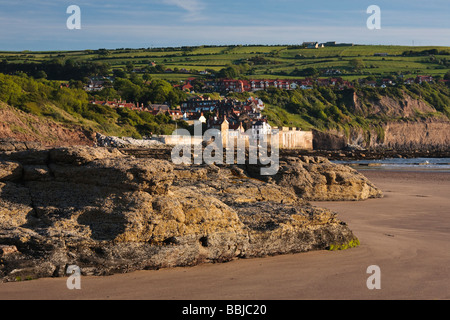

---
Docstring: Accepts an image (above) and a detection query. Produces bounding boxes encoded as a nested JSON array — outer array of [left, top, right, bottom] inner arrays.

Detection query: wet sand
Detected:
[[0, 170, 449, 300]]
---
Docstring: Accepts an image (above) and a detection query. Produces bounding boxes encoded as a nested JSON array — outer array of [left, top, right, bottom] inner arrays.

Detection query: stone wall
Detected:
[[277, 129, 313, 150], [153, 129, 314, 151], [152, 135, 204, 146]]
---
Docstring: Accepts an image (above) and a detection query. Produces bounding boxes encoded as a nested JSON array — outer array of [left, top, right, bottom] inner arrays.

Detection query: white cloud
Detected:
[[161, 0, 206, 21]]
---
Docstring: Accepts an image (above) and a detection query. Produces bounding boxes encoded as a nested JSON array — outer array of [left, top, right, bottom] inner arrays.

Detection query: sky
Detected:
[[0, 0, 449, 51]]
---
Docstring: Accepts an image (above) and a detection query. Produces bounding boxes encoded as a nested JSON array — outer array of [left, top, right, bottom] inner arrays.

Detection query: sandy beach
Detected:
[[0, 169, 449, 300]]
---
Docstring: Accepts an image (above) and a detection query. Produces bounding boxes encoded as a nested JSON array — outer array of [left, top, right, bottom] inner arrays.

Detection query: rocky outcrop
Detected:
[[312, 130, 347, 151], [342, 118, 450, 151], [0, 146, 379, 282], [247, 156, 382, 201], [313, 118, 450, 152], [95, 133, 164, 148]]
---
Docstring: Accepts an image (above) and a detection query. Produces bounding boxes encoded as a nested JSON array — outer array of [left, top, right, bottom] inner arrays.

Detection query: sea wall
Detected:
[[278, 129, 313, 150]]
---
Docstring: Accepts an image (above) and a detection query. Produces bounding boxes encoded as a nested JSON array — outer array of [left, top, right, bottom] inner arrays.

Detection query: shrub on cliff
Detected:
[[260, 83, 450, 133], [0, 73, 182, 138]]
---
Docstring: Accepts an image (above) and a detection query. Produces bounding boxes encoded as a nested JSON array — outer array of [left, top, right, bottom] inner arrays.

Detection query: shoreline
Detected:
[[0, 169, 449, 300]]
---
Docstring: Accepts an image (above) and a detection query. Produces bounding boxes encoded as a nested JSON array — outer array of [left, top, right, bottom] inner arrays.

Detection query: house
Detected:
[[416, 75, 433, 84], [251, 120, 272, 141], [182, 83, 194, 92], [167, 109, 183, 120], [118, 101, 137, 109], [198, 112, 207, 123], [329, 78, 341, 86], [339, 80, 354, 89], [182, 112, 207, 126], [207, 114, 229, 145], [323, 69, 342, 75], [150, 104, 170, 112], [217, 79, 250, 93], [302, 42, 319, 49], [151, 109, 166, 116], [317, 79, 330, 86], [84, 80, 105, 92], [181, 96, 221, 112], [228, 121, 245, 134]]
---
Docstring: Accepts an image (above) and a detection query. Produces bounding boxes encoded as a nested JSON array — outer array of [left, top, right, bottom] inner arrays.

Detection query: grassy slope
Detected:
[[0, 101, 94, 146]]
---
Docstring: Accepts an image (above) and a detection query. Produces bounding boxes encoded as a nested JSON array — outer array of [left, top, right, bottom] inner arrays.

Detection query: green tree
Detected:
[[113, 78, 142, 102], [143, 73, 152, 82], [349, 59, 365, 71], [0, 74, 23, 105], [113, 68, 127, 78], [35, 70, 47, 79], [126, 61, 135, 73], [444, 70, 450, 80]]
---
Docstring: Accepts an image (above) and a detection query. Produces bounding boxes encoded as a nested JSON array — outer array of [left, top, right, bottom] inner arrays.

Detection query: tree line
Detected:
[[0, 59, 111, 81]]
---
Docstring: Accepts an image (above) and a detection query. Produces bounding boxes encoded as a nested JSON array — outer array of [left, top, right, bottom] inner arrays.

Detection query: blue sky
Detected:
[[0, 0, 449, 51]]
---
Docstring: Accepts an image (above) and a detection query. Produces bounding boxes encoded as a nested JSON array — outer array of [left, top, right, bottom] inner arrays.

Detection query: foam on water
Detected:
[[333, 158, 450, 172]]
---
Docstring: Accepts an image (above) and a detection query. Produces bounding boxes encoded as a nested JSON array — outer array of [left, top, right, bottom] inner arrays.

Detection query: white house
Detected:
[[251, 120, 272, 141]]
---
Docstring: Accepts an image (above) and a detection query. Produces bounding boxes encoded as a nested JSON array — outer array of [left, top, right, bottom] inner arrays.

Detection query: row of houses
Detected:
[[202, 77, 354, 93], [90, 99, 184, 118], [180, 96, 266, 129], [200, 74, 442, 93], [360, 75, 439, 88], [90, 99, 141, 110], [83, 77, 115, 92]]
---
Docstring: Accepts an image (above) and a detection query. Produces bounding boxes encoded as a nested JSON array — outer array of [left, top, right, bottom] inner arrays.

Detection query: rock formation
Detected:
[[95, 133, 164, 148], [0, 145, 381, 282], [247, 156, 383, 201]]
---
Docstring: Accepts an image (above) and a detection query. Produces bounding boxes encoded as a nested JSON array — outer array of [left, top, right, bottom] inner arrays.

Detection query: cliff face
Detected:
[[314, 91, 450, 151], [381, 119, 450, 150], [0, 102, 94, 147], [345, 118, 450, 150], [0, 145, 381, 282], [350, 91, 438, 118]]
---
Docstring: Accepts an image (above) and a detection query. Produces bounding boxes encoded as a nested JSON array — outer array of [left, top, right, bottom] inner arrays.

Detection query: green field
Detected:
[[1, 44, 449, 82]]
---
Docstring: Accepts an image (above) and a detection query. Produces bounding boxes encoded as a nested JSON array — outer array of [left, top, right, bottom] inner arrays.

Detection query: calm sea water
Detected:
[[333, 158, 450, 172]]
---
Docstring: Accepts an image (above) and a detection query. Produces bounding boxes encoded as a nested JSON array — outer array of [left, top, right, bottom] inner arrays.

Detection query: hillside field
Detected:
[[1, 44, 449, 83]]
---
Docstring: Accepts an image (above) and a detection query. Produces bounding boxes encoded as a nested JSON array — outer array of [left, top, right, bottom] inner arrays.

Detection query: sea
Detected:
[[332, 157, 450, 172]]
